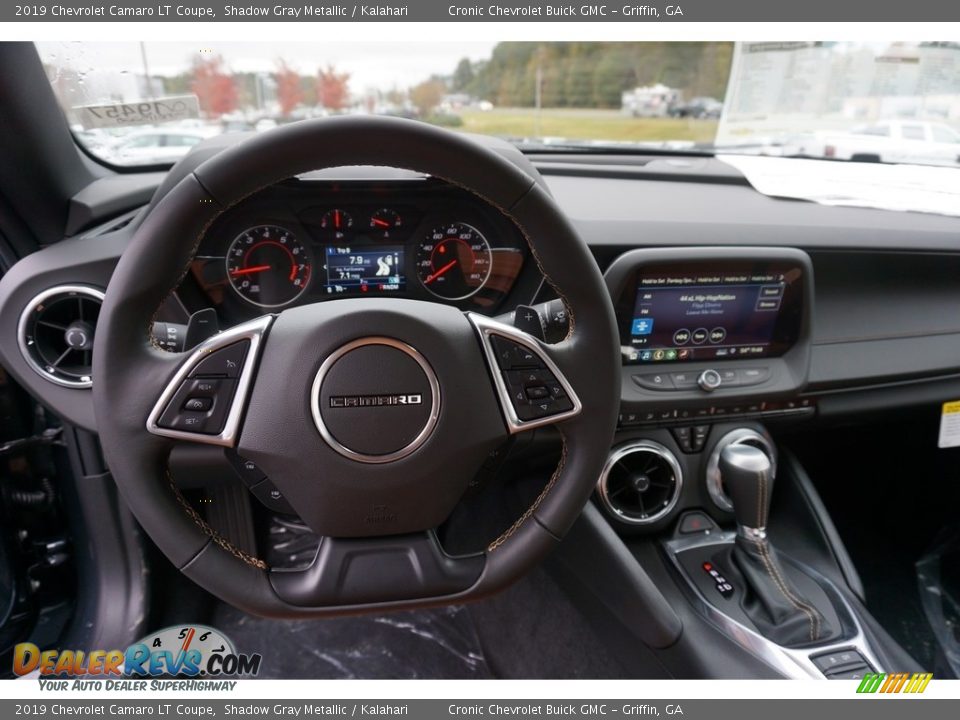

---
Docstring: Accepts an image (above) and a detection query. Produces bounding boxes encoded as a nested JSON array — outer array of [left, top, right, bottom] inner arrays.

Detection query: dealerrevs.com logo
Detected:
[[14, 625, 262, 689]]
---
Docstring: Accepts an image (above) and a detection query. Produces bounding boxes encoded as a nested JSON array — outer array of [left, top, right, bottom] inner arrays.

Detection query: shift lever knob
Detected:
[[719, 443, 773, 536]]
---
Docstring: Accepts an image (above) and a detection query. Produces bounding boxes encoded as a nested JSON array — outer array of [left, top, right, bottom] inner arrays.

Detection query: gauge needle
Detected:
[[372, 218, 390, 228], [230, 264, 271, 277], [425, 259, 457, 284]]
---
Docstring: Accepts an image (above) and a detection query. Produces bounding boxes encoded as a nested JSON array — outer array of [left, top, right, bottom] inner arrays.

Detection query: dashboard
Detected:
[[179, 179, 532, 326], [3, 137, 960, 439]]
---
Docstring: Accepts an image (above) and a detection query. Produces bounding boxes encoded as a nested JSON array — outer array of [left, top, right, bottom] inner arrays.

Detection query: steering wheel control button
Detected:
[[491, 336, 540, 370], [503, 365, 574, 422], [312, 338, 440, 464], [697, 368, 722, 392], [226, 451, 267, 486], [632, 373, 675, 390], [183, 397, 213, 412], [250, 479, 295, 514], [189, 340, 249, 379], [157, 378, 238, 435]]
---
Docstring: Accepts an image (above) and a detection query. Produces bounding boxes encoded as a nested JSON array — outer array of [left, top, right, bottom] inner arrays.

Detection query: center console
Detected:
[[579, 247, 900, 680]]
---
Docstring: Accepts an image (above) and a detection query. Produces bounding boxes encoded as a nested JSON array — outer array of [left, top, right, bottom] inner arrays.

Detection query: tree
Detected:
[[190, 55, 238, 118], [409, 78, 447, 117], [451, 58, 475, 92], [274, 60, 304, 117], [316, 64, 350, 111]]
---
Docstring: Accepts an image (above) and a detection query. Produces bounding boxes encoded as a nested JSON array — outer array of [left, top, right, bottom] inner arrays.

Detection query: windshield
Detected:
[[38, 41, 960, 169]]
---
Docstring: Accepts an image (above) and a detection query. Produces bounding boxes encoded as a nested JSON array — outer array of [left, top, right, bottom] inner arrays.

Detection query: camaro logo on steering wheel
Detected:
[[329, 393, 423, 408]]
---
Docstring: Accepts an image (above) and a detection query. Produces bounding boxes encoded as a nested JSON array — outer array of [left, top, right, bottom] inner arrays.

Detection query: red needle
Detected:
[[230, 264, 271, 277], [372, 218, 390, 228], [425, 259, 457, 284], [334, 209, 341, 230]]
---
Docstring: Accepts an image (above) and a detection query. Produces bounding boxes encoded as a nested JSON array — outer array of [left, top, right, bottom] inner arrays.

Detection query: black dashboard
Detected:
[[2, 138, 960, 438]]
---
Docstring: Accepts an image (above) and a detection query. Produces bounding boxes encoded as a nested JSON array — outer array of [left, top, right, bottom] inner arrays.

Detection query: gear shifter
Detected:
[[719, 444, 831, 647]]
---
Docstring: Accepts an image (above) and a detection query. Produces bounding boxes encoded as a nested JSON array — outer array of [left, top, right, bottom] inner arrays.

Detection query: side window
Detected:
[[857, 125, 890, 136], [164, 134, 203, 148], [931, 126, 960, 143], [901, 125, 926, 140], [126, 135, 161, 148]]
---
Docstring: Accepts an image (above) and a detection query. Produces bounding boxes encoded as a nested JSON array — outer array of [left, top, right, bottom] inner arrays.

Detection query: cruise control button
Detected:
[[189, 340, 249, 379], [157, 378, 238, 435]]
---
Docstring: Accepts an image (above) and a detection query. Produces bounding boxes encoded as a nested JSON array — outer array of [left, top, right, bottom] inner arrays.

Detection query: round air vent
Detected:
[[597, 440, 683, 525], [705, 428, 777, 512], [18, 285, 105, 388]]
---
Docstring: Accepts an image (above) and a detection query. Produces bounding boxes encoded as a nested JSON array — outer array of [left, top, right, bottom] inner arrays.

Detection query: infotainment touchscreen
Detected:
[[618, 263, 804, 364]]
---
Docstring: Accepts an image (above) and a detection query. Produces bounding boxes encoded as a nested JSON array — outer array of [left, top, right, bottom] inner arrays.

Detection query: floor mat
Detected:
[[212, 602, 492, 679], [786, 417, 960, 676], [917, 526, 960, 677]]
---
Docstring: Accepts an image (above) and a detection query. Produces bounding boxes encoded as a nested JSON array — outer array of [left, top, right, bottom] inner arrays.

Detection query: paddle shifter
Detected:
[[719, 444, 831, 647]]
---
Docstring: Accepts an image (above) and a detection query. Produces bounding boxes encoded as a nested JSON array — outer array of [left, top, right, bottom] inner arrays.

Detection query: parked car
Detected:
[[669, 96, 723, 119], [105, 127, 221, 165], [807, 120, 960, 165]]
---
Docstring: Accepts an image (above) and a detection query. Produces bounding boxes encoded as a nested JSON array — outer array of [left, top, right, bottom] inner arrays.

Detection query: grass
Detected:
[[457, 107, 718, 144]]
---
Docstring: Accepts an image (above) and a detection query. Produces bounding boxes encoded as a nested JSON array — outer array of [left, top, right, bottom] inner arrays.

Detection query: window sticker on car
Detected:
[[937, 400, 960, 448], [73, 94, 200, 129]]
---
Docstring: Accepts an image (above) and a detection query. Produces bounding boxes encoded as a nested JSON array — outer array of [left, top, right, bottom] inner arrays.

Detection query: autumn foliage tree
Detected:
[[316, 65, 350, 111], [190, 55, 238, 118], [275, 60, 304, 117]]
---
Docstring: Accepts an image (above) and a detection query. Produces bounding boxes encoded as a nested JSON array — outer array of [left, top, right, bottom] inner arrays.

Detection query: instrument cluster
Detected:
[[184, 181, 531, 323]]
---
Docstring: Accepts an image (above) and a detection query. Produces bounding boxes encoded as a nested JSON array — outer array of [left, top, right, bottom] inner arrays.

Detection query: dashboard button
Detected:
[[670, 371, 698, 389], [719, 369, 739, 385], [632, 373, 675, 390], [697, 369, 722, 392], [739, 367, 771, 386]]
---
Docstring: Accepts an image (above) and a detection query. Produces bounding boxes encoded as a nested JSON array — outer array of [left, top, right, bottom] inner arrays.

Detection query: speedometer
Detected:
[[226, 225, 312, 308], [416, 222, 492, 300]]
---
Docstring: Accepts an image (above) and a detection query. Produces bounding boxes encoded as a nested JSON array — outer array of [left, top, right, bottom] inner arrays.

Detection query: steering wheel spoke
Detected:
[[270, 531, 484, 607], [469, 313, 582, 433], [146, 315, 273, 447]]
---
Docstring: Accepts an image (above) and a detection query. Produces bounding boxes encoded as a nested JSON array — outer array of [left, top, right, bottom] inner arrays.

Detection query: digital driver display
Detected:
[[622, 266, 802, 363], [323, 245, 405, 295]]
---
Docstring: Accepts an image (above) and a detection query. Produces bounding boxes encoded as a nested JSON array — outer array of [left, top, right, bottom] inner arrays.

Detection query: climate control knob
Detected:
[[698, 368, 722, 392]]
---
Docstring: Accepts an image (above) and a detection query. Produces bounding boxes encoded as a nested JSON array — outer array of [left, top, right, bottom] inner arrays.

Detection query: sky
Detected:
[[36, 41, 498, 93]]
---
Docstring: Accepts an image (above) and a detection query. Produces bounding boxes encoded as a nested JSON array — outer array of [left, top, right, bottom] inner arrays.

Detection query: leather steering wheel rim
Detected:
[[92, 116, 620, 617]]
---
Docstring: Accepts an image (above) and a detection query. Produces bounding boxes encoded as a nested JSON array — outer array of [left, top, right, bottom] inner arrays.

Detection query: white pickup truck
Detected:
[[798, 120, 960, 166]]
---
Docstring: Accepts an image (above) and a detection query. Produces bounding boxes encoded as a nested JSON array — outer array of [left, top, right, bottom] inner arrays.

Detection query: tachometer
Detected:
[[226, 225, 311, 308], [416, 222, 492, 300]]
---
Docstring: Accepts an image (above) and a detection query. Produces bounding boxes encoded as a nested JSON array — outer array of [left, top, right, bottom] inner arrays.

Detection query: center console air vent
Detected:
[[18, 285, 105, 388], [598, 440, 683, 525]]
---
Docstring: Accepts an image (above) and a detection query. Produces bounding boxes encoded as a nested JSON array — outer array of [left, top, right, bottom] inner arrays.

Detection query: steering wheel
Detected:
[[92, 116, 619, 617]]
